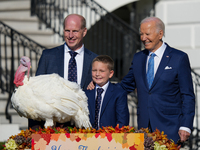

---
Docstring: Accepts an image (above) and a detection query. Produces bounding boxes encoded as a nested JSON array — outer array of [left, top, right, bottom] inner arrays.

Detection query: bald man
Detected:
[[29, 14, 97, 129]]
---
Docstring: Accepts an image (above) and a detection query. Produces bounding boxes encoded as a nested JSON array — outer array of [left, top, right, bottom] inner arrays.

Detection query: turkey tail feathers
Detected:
[[73, 109, 92, 128]]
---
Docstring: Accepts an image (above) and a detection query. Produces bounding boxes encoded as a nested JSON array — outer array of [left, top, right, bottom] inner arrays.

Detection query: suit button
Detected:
[[149, 92, 151, 95]]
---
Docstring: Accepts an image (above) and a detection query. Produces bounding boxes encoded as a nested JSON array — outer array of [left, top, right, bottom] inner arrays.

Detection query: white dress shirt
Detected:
[[64, 43, 84, 86], [146, 42, 191, 134], [95, 81, 109, 129], [146, 42, 166, 75]]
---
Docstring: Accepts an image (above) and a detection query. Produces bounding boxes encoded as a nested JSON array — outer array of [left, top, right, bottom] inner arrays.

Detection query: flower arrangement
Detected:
[[3, 125, 180, 150]]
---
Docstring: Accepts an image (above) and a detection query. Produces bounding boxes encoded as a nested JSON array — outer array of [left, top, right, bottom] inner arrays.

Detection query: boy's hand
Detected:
[[178, 130, 190, 142], [87, 81, 95, 90]]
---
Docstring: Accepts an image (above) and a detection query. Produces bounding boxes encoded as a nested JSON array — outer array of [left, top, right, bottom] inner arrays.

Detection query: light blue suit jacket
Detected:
[[120, 43, 195, 142]]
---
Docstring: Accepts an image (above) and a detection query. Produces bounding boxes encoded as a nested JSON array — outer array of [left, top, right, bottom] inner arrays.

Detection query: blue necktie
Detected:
[[147, 53, 156, 89], [68, 51, 78, 82], [94, 88, 104, 130]]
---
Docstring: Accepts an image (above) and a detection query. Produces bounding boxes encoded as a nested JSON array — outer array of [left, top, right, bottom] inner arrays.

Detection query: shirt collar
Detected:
[[64, 43, 84, 55], [96, 81, 109, 92], [149, 42, 166, 58]]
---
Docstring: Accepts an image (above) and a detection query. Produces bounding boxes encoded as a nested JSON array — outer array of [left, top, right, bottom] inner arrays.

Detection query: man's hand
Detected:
[[178, 130, 190, 142], [87, 81, 95, 90]]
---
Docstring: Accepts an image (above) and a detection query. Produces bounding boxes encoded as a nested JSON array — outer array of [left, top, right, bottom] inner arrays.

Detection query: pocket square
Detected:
[[165, 66, 172, 70]]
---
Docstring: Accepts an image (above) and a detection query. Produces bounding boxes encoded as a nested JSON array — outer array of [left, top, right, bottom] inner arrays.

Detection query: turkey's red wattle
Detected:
[[14, 65, 25, 87]]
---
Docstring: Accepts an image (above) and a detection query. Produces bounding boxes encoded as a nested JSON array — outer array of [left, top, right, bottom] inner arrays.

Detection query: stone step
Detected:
[[0, 94, 28, 139], [0, 124, 21, 142], [0, 37, 62, 51], [0, 0, 65, 46], [1, 20, 64, 47], [0, 30, 56, 46], [25, 31, 60, 46], [2, 20, 45, 32], [0, 10, 33, 19], [0, 0, 30, 11], [0, 43, 43, 55], [0, 100, 9, 114], [0, 93, 8, 99], [0, 93, 28, 130], [0, 115, 28, 129]]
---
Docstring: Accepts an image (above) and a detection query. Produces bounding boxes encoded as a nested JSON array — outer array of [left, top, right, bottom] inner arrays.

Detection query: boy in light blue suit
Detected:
[[85, 55, 129, 129]]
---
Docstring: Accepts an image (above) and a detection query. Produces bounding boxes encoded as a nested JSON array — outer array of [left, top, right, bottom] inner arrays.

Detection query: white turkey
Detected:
[[11, 56, 91, 129]]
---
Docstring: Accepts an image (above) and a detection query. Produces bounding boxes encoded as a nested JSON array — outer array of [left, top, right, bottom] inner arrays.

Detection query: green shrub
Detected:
[[0, 142, 5, 150]]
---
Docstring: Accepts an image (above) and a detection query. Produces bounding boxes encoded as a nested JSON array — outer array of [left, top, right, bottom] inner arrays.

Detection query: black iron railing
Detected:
[[31, 0, 141, 81], [188, 70, 200, 149], [0, 21, 46, 123]]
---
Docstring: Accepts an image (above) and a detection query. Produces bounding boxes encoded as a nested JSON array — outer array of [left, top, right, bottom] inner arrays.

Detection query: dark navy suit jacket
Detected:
[[35, 44, 98, 90], [28, 44, 97, 129], [85, 82, 129, 128], [120, 43, 195, 142]]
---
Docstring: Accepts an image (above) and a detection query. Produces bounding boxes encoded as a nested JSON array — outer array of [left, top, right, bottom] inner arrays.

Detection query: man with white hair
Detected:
[[119, 17, 195, 143]]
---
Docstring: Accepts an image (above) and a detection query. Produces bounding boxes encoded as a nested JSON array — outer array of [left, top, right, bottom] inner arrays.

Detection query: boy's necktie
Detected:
[[147, 53, 156, 89], [68, 51, 78, 82], [94, 88, 104, 130]]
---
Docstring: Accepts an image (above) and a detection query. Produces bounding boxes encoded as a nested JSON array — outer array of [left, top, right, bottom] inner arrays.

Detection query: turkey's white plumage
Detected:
[[11, 56, 91, 128]]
